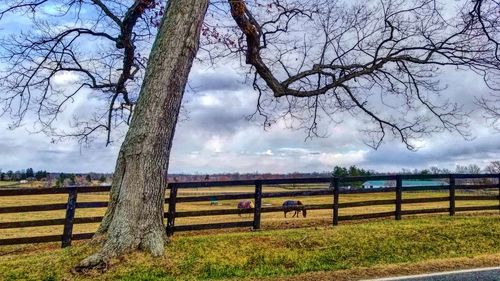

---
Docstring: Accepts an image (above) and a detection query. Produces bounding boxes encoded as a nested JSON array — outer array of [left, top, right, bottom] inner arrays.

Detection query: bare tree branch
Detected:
[[228, 0, 500, 148]]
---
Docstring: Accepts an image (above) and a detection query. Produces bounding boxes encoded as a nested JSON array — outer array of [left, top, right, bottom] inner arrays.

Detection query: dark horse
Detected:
[[282, 200, 307, 218]]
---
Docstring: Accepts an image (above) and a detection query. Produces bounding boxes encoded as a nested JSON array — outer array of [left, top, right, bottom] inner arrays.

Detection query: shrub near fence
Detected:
[[1, 174, 499, 247]]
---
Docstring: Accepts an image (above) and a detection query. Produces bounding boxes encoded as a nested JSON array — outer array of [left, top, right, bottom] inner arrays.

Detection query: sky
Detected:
[[2, 63, 499, 174], [0, 1, 499, 174]]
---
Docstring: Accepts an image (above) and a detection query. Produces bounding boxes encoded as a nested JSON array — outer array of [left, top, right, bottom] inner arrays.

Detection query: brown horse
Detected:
[[282, 200, 307, 218], [237, 200, 254, 216]]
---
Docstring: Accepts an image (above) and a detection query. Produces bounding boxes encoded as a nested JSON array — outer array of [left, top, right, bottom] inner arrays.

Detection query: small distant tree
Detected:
[[485, 161, 500, 173], [25, 168, 34, 179], [14, 170, 24, 180], [69, 174, 76, 185], [428, 166, 451, 174], [456, 164, 483, 184], [332, 166, 348, 177], [455, 164, 482, 174], [0, 172, 4, 181], [99, 175, 106, 183], [62, 178, 72, 187], [470, 165, 482, 174], [34, 170, 47, 180], [44, 177, 53, 188], [74, 175, 88, 186], [56, 173, 68, 187], [401, 168, 411, 174], [86, 174, 92, 183], [6, 170, 13, 180], [348, 166, 359, 177], [419, 169, 430, 175]]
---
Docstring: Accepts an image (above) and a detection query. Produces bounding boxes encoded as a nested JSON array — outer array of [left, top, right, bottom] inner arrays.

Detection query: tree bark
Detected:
[[76, 0, 209, 270]]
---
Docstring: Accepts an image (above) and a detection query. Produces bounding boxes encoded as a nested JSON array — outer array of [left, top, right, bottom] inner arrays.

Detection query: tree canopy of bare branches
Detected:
[[1, 0, 499, 149]]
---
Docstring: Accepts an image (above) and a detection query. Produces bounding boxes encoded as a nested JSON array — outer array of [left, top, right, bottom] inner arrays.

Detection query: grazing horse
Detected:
[[282, 200, 307, 218], [237, 200, 254, 216], [210, 196, 218, 206]]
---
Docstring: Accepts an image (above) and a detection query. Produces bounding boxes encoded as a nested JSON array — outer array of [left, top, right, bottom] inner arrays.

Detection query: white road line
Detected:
[[364, 266, 500, 280]]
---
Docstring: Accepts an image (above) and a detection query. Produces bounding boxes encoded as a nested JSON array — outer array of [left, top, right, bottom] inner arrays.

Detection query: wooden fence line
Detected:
[[1, 173, 499, 247]]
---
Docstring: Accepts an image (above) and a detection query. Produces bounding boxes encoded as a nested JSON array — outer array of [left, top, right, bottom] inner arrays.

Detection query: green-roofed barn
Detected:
[[362, 180, 446, 189]]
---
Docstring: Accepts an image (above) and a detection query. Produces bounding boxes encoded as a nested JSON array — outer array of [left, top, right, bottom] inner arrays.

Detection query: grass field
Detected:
[[0, 180, 55, 189], [1, 215, 500, 281], [0, 181, 20, 187], [0, 184, 498, 240]]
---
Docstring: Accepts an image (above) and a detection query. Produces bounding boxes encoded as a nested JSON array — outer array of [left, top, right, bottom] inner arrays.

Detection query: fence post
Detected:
[[253, 180, 262, 230], [498, 174, 500, 213], [333, 177, 339, 226], [395, 176, 402, 220], [166, 184, 178, 237], [61, 187, 78, 248], [449, 175, 456, 216]]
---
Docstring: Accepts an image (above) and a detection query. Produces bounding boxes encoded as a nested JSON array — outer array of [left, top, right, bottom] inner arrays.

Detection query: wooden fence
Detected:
[[1, 174, 499, 248], [0, 186, 109, 247]]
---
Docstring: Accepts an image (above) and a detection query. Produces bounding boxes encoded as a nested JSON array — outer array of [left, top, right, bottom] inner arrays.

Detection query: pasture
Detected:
[[0, 182, 498, 241], [0, 181, 20, 187], [0, 180, 46, 188], [1, 215, 500, 281]]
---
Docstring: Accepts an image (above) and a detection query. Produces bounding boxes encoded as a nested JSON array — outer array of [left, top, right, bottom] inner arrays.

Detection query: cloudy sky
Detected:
[[1, 1, 499, 174], [2, 63, 499, 174]]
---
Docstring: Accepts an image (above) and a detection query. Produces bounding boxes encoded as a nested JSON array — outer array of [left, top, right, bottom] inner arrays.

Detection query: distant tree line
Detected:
[[1, 162, 497, 187], [54, 173, 107, 187], [401, 163, 495, 175], [0, 168, 110, 188], [0, 168, 48, 181], [168, 171, 333, 182], [401, 163, 499, 185]]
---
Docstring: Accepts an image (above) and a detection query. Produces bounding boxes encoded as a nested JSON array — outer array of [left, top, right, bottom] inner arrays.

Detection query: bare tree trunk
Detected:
[[76, 0, 209, 270]]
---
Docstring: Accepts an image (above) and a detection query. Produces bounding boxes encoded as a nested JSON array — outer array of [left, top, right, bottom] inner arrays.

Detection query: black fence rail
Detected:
[[0, 174, 499, 247]]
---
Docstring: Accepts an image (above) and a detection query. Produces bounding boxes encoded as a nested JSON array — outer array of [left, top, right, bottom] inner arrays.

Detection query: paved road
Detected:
[[369, 267, 500, 281]]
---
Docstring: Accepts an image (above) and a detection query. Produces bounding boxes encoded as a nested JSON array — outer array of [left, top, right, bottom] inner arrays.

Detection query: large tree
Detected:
[[1, 0, 499, 270]]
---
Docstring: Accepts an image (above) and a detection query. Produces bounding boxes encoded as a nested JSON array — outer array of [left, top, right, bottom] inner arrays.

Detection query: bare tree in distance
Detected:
[[455, 163, 488, 185], [0, 0, 499, 271], [455, 164, 482, 174], [485, 161, 500, 173]]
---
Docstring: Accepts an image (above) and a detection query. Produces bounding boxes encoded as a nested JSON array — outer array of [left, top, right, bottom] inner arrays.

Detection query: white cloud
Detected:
[[317, 150, 368, 167], [52, 71, 80, 87], [198, 94, 223, 107]]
